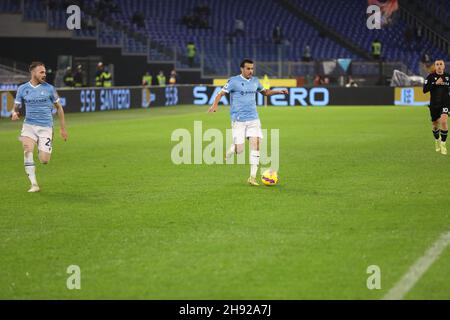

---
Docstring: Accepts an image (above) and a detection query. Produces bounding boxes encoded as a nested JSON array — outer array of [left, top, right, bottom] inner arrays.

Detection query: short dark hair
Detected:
[[240, 59, 254, 68], [29, 61, 45, 72]]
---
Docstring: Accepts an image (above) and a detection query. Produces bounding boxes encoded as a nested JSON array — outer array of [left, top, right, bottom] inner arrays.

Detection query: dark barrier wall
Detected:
[[57, 86, 184, 113], [327, 87, 394, 105], [1, 85, 396, 116]]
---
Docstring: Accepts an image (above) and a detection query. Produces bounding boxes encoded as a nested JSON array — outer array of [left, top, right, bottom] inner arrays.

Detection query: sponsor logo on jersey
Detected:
[[240, 90, 257, 96], [24, 98, 48, 104]]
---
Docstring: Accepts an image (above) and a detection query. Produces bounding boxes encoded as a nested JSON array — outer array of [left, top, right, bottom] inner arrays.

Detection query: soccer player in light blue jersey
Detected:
[[11, 62, 68, 192], [208, 59, 287, 186]]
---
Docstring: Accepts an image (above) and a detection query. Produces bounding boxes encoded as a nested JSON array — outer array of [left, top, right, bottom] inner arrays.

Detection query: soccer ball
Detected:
[[261, 169, 278, 186]]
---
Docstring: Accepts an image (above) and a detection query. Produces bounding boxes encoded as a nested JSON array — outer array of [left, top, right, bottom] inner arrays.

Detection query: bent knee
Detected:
[[235, 144, 244, 154], [39, 154, 51, 164]]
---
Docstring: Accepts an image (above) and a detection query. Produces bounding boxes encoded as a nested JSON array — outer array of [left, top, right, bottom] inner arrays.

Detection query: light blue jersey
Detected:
[[15, 82, 59, 128], [221, 74, 265, 122]]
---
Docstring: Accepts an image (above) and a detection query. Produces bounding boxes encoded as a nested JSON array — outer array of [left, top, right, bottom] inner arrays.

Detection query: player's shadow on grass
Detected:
[[34, 191, 104, 204], [233, 182, 286, 192], [234, 182, 344, 197]]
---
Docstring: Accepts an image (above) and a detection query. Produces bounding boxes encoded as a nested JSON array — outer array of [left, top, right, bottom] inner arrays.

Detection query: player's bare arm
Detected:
[[11, 103, 21, 121], [207, 90, 226, 113], [260, 89, 288, 96], [54, 101, 68, 141]]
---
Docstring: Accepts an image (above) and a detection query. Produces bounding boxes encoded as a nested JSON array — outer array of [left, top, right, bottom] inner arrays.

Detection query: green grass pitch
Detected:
[[1, 105, 449, 299]]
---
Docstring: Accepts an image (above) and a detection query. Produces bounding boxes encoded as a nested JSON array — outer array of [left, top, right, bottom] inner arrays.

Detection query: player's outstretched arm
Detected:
[[207, 90, 226, 113], [11, 103, 21, 121], [54, 101, 68, 141], [261, 89, 288, 96]]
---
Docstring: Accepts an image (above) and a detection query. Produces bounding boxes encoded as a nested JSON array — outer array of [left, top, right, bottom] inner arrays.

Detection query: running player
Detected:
[[423, 59, 450, 155], [11, 61, 68, 192], [208, 59, 287, 185]]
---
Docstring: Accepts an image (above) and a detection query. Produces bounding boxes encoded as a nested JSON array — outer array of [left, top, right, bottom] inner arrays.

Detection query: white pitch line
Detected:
[[383, 231, 450, 300]]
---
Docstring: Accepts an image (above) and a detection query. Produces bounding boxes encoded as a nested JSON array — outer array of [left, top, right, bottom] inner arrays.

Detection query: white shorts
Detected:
[[231, 119, 263, 145], [20, 123, 53, 154]]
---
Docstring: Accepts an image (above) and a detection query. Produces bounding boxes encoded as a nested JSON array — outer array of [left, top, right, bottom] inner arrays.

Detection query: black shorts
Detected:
[[429, 105, 449, 122]]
